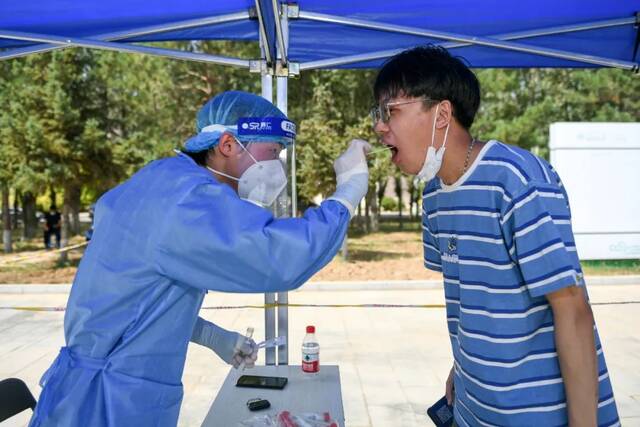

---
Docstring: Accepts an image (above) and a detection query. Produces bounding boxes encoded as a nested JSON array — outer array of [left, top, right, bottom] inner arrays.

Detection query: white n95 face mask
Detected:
[[207, 139, 287, 207], [237, 159, 287, 207], [416, 103, 450, 182]]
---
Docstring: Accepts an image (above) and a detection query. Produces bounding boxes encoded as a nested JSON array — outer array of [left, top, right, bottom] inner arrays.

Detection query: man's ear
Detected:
[[436, 100, 453, 129], [217, 133, 237, 158]]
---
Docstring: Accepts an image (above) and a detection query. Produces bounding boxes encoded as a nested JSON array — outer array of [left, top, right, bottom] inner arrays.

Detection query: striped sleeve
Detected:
[[500, 182, 582, 298], [422, 217, 442, 272]]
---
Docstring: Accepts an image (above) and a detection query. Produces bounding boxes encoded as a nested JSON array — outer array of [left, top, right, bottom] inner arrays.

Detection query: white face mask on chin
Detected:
[[207, 140, 287, 207], [415, 103, 451, 182]]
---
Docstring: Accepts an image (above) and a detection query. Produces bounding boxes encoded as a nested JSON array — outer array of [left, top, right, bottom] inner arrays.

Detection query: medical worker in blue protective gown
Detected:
[[30, 90, 371, 427]]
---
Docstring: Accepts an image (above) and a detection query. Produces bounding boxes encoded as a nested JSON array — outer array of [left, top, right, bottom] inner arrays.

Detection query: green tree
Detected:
[[473, 68, 640, 158], [291, 69, 389, 230], [0, 57, 47, 250], [163, 41, 262, 142]]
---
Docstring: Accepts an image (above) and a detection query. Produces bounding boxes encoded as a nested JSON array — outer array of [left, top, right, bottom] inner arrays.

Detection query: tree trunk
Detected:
[[59, 203, 70, 263], [376, 178, 388, 215], [60, 185, 82, 236], [13, 189, 20, 231], [367, 184, 379, 233], [67, 186, 82, 236], [355, 202, 363, 231], [394, 176, 403, 230], [22, 192, 39, 239], [2, 184, 12, 253], [364, 192, 370, 234], [50, 186, 57, 209], [340, 235, 348, 260], [408, 178, 419, 220]]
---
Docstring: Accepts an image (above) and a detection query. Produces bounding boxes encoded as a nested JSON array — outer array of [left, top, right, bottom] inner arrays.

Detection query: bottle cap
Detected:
[[306, 325, 315, 333]]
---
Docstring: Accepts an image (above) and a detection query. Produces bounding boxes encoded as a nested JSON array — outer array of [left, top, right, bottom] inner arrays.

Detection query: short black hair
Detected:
[[181, 149, 212, 166], [374, 45, 480, 129]]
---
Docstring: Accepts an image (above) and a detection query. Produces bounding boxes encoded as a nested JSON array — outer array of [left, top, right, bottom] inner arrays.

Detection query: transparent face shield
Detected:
[[268, 145, 294, 217], [236, 117, 296, 214], [196, 116, 296, 212]]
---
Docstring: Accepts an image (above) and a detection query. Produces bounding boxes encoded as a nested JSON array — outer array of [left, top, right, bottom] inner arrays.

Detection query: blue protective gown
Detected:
[[30, 153, 350, 427]]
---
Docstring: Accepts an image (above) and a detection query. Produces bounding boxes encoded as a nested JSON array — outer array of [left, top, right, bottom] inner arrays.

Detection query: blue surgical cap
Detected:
[[183, 90, 296, 152]]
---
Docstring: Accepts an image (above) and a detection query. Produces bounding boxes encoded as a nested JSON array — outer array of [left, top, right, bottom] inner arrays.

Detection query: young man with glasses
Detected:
[[371, 46, 618, 426]]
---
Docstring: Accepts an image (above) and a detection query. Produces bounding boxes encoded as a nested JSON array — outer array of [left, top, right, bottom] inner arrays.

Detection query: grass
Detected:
[[581, 259, 640, 275], [0, 230, 88, 283], [1, 220, 639, 283]]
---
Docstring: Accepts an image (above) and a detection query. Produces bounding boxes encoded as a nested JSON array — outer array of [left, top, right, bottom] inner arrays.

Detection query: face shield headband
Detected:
[[235, 117, 296, 146], [184, 117, 296, 153]]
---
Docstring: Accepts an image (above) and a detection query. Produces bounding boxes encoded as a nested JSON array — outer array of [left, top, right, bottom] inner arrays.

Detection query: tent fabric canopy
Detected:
[[0, 1, 639, 70]]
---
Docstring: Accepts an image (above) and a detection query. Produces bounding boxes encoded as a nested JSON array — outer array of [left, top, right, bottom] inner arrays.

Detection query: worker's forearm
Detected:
[[554, 305, 598, 426]]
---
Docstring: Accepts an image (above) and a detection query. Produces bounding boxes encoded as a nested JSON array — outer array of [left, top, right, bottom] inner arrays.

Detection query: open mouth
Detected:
[[383, 142, 399, 160]]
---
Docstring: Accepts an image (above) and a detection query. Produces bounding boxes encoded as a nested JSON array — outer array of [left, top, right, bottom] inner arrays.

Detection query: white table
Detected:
[[201, 365, 345, 427]]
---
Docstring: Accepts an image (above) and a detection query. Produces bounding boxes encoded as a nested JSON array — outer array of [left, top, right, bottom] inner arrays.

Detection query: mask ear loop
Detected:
[[431, 103, 451, 155], [430, 103, 440, 149], [206, 166, 240, 182], [442, 120, 451, 151], [205, 134, 256, 182]]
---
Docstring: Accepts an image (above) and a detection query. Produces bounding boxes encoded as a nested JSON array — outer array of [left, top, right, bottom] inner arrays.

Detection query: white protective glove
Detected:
[[327, 139, 371, 217], [190, 317, 258, 369]]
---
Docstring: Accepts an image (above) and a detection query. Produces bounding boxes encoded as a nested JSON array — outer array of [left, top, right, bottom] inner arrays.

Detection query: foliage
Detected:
[[1, 42, 639, 244], [473, 68, 640, 159], [381, 196, 398, 212], [290, 69, 391, 211]]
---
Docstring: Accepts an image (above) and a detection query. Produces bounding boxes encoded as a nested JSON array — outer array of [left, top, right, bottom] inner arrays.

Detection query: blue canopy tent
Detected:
[[1, 1, 638, 70], [2, 0, 639, 365]]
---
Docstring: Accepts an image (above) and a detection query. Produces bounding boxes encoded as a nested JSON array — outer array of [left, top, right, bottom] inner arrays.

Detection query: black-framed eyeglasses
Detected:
[[369, 97, 439, 128]]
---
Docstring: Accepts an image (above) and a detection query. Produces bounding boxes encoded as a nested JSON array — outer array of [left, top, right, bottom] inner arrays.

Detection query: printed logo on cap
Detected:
[[281, 120, 296, 134], [238, 117, 296, 140]]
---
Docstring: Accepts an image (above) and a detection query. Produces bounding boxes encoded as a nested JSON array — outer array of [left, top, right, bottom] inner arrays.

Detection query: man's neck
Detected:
[[438, 131, 483, 185]]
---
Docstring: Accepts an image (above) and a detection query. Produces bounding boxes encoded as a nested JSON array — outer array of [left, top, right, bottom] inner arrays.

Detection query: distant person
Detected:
[[371, 46, 618, 426], [84, 204, 95, 241], [43, 206, 61, 249]]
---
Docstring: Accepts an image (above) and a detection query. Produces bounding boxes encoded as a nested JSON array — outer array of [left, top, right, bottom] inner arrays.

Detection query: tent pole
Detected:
[[297, 12, 639, 71], [300, 16, 638, 70], [0, 29, 250, 68], [260, 34, 277, 367], [273, 0, 287, 67], [254, 0, 274, 66], [299, 13, 634, 40], [0, 11, 250, 61], [276, 2, 291, 366]]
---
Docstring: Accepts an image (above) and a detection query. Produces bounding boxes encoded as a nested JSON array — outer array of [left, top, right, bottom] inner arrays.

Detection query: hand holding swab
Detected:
[[236, 326, 254, 371]]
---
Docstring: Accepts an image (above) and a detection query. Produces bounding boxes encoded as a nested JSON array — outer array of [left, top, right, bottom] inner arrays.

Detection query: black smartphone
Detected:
[[236, 375, 288, 390], [427, 396, 454, 427]]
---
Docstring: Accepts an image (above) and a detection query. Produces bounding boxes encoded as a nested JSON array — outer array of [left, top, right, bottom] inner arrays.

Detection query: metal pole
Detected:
[[259, 33, 277, 366], [299, 16, 638, 70], [0, 29, 251, 68], [297, 11, 639, 71], [272, 0, 287, 66], [276, 3, 290, 366], [0, 11, 250, 61], [254, 0, 274, 66]]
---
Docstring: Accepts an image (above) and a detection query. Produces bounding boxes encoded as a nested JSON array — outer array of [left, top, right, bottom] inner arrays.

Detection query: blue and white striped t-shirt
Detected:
[[422, 140, 619, 427]]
